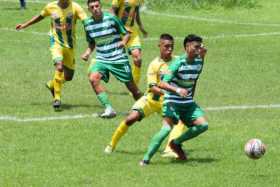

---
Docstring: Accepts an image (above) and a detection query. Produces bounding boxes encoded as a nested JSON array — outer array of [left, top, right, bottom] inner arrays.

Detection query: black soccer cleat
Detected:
[[169, 140, 187, 160], [53, 99, 61, 111]]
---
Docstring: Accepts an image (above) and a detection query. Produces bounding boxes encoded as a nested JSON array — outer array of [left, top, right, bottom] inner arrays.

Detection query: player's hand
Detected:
[[81, 53, 90, 62], [139, 27, 148, 38], [16, 24, 24, 31], [176, 88, 188, 98], [199, 45, 207, 59], [118, 41, 126, 48]]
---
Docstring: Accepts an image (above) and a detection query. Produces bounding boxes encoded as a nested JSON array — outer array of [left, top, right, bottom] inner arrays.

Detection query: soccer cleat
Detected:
[[169, 140, 187, 160], [104, 145, 114, 154], [53, 99, 61, 111], [100, 107, 117, 118], [161, 151, 179, 159], [139, 160, 149, 166], [45, 82, 54, 98]]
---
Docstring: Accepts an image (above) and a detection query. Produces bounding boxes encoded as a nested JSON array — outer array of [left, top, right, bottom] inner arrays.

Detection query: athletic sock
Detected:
[[53, 70, 64, 101], [110, 120, 129, 149], [97, 92, 112, 108], [173, 123, 208, 145], [143, 125, 171, 161], [164, 121, 186, 152], [132, 64, 141, 86]]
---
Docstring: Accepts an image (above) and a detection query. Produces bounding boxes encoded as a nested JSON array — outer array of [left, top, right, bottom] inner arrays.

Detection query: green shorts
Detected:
[[162, 101, 205, 127], [89, 60, 133, 83]]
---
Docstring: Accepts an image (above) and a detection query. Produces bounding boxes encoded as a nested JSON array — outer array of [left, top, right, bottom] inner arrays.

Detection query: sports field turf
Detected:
[[0, 0, 280, 186]]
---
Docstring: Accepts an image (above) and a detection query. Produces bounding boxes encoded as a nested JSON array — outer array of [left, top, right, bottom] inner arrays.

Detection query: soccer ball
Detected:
[[244, 139, 266, 159]]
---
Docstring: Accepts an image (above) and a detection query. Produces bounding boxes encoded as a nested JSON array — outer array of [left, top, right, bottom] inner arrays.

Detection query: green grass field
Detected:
[[1, 0, 280, 186]]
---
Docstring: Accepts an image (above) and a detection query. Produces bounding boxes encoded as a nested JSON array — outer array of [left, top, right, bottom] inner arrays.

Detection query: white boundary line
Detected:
[[1, 0, 280, 28], [1, 104, 280, 122], [2, 27, 280, 42]]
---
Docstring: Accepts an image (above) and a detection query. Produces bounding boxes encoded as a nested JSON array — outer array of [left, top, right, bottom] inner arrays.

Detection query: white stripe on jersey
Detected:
[[96, 42, 119, 51], [85, 20, 115, 31], [97, 54, 127, 61], [163, 99, 194, 104], [97, 48, 124, 58], [177, 73, 199, 79], [178, 64, 203, 71], [89, 28, 117, 38]]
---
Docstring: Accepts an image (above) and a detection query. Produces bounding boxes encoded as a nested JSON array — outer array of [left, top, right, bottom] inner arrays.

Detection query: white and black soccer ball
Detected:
[[244, 138, 266, 159]]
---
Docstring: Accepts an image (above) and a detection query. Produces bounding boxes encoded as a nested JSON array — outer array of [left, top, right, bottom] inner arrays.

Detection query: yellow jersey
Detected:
[[112, 0, 143, 32], [146, 56, 175, 101], [40, 1, 87, 48]]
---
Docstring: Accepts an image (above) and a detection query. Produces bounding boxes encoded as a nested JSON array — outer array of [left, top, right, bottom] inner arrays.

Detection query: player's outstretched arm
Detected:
[[16, 15, 44, 30], [81, 43, 95, 62], [119, 32, 130, 48], [135, 7, 148, 37]]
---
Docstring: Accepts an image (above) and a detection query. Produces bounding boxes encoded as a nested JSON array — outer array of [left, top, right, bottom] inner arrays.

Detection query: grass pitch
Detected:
[[0, 0, 280, 186]]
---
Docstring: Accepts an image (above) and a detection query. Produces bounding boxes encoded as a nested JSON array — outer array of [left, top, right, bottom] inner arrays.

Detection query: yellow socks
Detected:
[[110, 120, 129, 150], [132, 64, 141, 86], [53, 70, 64, 101], [163, 121, 186, 153]]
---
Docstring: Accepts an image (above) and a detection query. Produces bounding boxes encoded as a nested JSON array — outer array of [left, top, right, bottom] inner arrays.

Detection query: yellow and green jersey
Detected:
[[112, 0, 143, 32], [40, 1, 87, 48], [146, 56, 175, 101]]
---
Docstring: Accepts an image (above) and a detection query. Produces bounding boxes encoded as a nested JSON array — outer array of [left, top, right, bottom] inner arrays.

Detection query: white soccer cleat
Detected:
[[161, 151, 179, 159], [104, 145, 114, 154], [100, 107, 117, 118]]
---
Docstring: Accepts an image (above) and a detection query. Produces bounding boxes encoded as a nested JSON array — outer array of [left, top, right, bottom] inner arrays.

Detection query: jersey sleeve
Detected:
[[162, 58, 181, 82], [83, 19, 95, 44], [40, 4, 50, 17], [112, 0, 120, 7], [147, 59, 158, 87], [112, 16, 127, 35], [75, 4, 87, 21]]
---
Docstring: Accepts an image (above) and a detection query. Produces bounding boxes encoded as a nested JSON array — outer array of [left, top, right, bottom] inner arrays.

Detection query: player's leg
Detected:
[[140, 117, 174, 166], [125, 81, 142, 100], [105, 96, 157, 153], [89, 62, 115, 118], [162, 120, 186, 158], [127, 30, 142, 86], [105, 110, 141, 154], [170, 103, 208, 156]]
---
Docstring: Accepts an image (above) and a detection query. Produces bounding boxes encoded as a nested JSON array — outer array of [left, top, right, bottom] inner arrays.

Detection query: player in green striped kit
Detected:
[[81, 0, 142, 118], [140, 34, 208, 166]]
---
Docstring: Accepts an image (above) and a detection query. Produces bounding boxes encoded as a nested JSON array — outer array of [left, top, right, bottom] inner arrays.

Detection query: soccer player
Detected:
[[140, 34, 208, 166], [104, 33, 185, 154], [111, 0, 148, 86], [81, 0, 142, 118], [16, 0, 87, 110]]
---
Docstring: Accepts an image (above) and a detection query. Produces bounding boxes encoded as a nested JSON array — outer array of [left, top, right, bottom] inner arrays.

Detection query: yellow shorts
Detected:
[[50, 42, 75, 70], [126, 27, 141, 53], [132, 95, 163, 120]]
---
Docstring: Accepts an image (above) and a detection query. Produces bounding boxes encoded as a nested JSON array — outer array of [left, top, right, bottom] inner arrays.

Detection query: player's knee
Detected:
[[125, 111, 140, 125], [89, 73, 101, 84], [131, 51, 142, 67]]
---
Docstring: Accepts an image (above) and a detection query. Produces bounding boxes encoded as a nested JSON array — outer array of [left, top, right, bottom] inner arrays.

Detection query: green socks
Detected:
[[143, 125, 171, 161], [173, 123, 208, 145], [97, 92, 112, 108]]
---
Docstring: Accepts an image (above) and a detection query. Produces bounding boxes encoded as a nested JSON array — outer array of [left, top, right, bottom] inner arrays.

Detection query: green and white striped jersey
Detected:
[[84, 12, 129, 64], [162, 54, 204, 104]]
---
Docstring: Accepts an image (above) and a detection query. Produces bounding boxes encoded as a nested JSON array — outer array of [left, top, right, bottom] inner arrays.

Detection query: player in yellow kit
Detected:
[[16, 0, 87, 110], [111, 0, 148, 86], [104, 34, 185, 155]]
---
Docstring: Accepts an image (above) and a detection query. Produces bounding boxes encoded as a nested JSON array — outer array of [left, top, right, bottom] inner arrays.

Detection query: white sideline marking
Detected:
[[1, 0, 280, 28], [0, 104, 280, 122], [2, 27, 280, 42]]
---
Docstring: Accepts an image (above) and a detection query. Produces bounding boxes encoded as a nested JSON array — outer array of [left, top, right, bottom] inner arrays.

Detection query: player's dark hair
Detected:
[[160, 33, 174, 41], [183, 34, 202, 48], [87, 0, 100, 5]]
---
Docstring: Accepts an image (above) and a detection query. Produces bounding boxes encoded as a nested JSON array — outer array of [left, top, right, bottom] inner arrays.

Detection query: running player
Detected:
[[81, 0, 142, 118], [140, 34, 208, 166], [111, 0, 148, 86], [16, 0, 87, 110]]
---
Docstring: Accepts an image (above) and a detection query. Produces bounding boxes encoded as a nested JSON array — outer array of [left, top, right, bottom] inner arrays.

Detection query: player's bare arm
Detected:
[[16, 15, 44, 30], [118, 32, 130, 48], [81, 43, 95, 61], [159, 81, 188, 98], [135, 7, 148, 37]]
